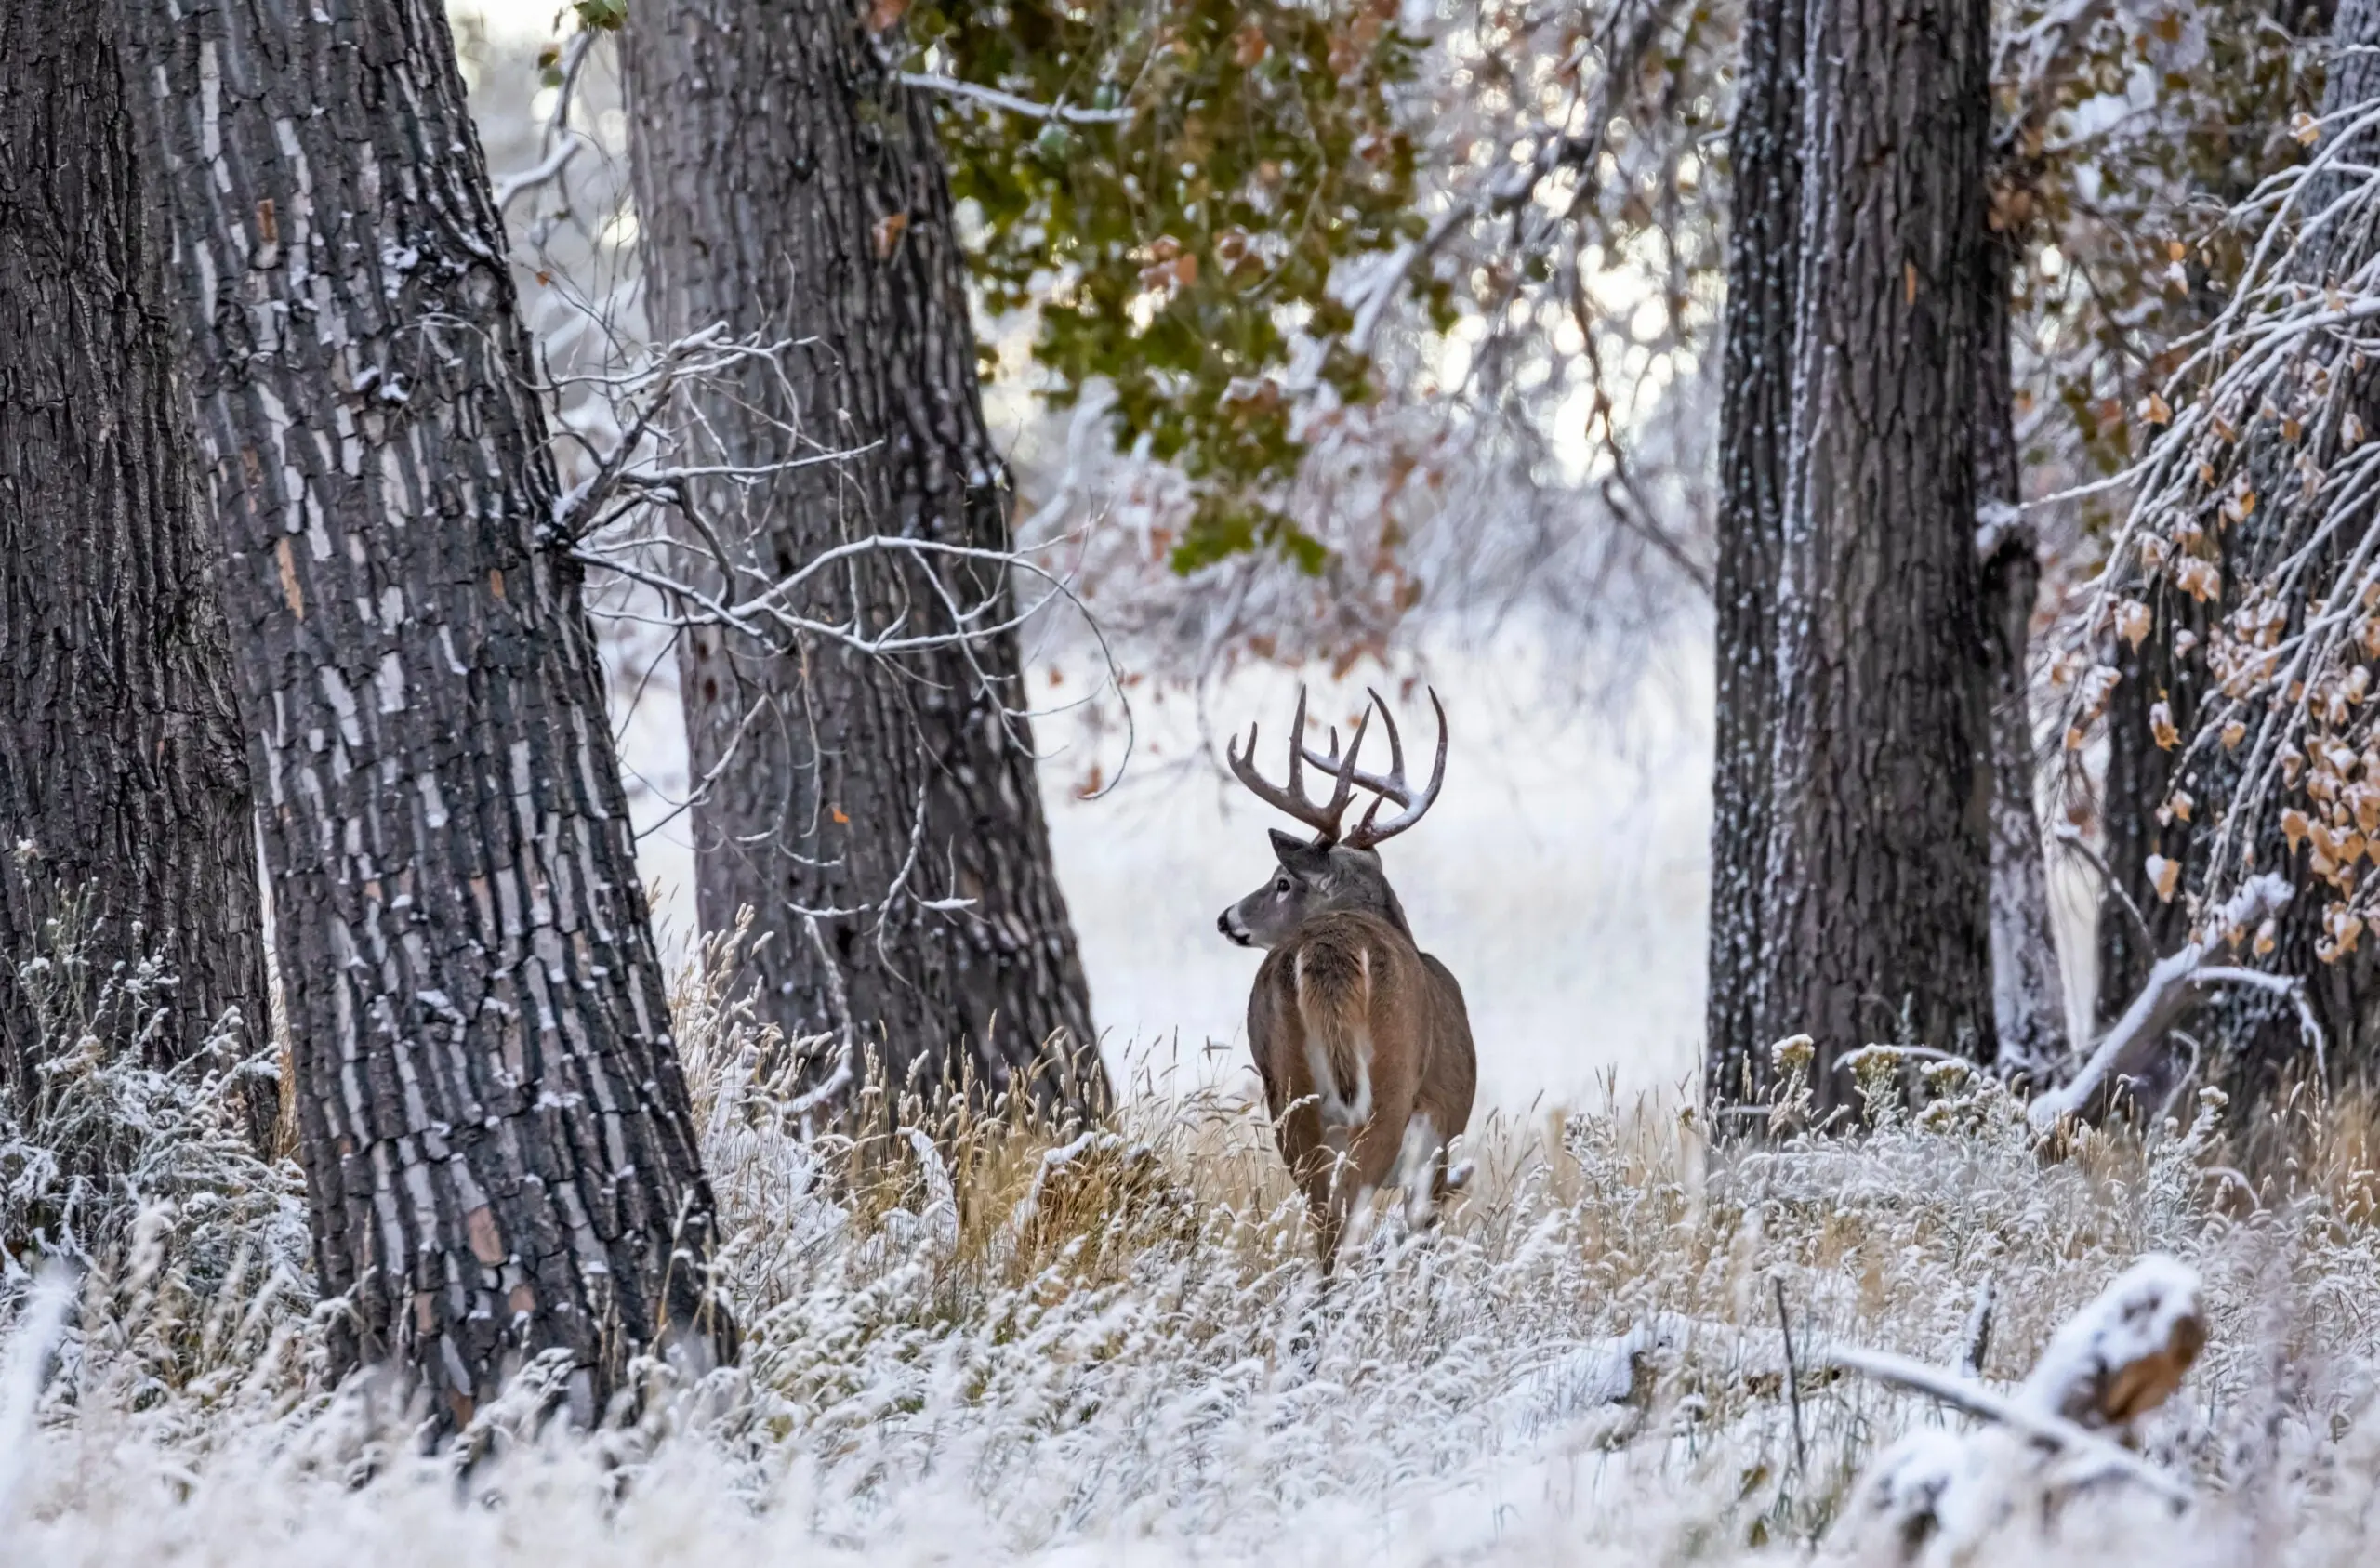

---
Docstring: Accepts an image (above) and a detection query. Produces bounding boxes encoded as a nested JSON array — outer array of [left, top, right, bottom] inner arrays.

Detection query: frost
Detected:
[[4, 942, 2378, 1564]]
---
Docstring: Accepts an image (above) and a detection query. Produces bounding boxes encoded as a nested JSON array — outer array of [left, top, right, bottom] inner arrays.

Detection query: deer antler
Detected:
[[1299, 687, 1448, 850], [1227, 686, 1371, 844]]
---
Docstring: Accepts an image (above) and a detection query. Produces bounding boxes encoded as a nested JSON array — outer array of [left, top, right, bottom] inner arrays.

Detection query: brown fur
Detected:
[[1248, 910, 1476, 1270]]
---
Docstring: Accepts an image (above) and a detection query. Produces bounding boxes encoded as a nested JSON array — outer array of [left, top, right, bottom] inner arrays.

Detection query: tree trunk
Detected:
[[1753, 0, 1999, 1105], [619, 1, 1104, 1113], [1704, 0, 1805, 1107], [1976, 227, 2071, 1085], [0, 3, 269, 1135], [112, 0, 729, 1425]]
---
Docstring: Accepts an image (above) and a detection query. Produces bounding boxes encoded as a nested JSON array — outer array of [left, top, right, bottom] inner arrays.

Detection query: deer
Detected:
[[1216, 687, 1476, 1271]]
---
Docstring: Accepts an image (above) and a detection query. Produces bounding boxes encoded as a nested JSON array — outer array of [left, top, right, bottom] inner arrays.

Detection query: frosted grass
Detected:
[[6, 962, 2378, 1564]]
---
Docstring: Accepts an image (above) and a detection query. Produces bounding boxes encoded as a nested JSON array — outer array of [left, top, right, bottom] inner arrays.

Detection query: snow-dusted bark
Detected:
[[619, 1, 1103, 1110], [1753, 0, 2000, 1101], [112, 0, 728, 1422], [1705, 0, 1805, 1106], [0, 3, 268, 1133]]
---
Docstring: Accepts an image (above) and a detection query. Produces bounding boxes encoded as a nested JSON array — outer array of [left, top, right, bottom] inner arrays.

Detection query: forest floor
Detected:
[[5, 947, 2379, 1565]]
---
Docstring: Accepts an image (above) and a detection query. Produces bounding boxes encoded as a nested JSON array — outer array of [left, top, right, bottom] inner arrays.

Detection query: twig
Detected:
[[897, 72, 1133, 124], [1775, 1278, 1806, 1473], [1961, 1276, 1998, 1380], [2052, 823, 2154, 951]]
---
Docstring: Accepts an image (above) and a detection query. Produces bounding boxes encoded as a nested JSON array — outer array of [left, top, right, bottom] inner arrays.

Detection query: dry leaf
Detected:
[[2142, 391, 2173, 426], [868, 0, 910, 32], [873, 211, 909, 259], [2149, 700, 2181, 750], [2116, 600, 2151, 650], [2173, 558, 2223, 603], [2147, 854, 2182, 902], [2284, 808, 2312, 853], [2221, 718, 2248, 750]]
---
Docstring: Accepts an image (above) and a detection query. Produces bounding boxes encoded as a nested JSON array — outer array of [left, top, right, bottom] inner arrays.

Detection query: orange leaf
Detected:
[[831, 806, 850, 824], [873, 211, 909, 259]]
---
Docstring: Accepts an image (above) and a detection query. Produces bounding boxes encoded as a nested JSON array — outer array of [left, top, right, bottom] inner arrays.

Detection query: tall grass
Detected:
[[4, 931, 2378, 1564]]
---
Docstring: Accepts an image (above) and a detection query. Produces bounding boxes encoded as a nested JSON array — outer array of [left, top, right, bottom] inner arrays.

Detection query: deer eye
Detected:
[[1274, 877, 1290, 896]]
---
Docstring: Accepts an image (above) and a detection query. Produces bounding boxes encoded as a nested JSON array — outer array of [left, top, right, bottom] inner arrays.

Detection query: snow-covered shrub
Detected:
[[0, 890, 310, 1335]]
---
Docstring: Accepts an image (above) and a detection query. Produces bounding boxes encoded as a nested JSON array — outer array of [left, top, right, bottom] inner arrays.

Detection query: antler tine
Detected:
[[1370, 687, 1408, 789], [1341, 687, 1448, 850], [1226, 686, 1361, 841], [1299, 688, 1441, 805]]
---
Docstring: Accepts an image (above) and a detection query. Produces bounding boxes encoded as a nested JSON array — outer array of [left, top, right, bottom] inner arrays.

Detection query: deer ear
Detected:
[[1269, 828, 1324, 868]]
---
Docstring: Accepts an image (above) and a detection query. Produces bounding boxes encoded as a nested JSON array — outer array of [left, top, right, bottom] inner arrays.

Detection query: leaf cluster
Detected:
[[908, 1, 1426, 572]]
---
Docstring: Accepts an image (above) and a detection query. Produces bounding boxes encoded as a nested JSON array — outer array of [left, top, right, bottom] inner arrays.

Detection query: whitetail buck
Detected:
[[1217, 688, 1476, 1269]]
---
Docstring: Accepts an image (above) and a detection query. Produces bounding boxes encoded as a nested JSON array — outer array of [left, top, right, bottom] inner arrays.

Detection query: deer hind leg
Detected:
[[1322, 1106, 1408, 1261], [1392, 1112, 1448, 1232]]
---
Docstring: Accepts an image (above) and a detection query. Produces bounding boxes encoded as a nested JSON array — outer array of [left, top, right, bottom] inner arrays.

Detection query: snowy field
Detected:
[[7, 996, 2380, 1565]]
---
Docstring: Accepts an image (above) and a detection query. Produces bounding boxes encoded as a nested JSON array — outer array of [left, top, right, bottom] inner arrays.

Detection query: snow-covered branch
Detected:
[[2029, 876, 2312, 1128], [896, 72, 1133, 124]]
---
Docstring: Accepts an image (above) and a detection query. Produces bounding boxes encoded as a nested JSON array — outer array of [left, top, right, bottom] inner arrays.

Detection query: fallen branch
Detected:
[[1827, 1255, 2202, 1564], [2028, 874, 2313, 1129], [1824, 1345, 2190, 1507]]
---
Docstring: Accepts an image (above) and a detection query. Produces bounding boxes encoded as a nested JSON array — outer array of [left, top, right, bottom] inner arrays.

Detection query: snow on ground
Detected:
[[7, 1013, 2380, 1565]]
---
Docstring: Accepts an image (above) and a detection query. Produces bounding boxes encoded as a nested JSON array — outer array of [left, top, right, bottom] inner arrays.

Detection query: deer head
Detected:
[[1216, 686, 1448, 949]]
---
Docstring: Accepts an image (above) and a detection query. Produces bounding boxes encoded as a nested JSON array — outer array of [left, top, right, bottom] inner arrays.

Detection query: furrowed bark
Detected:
[[1755, 0, 2000, 1103], [112, 0, 729, 1424], [0, 3, 269, 1136], [1704, 0, 1804, 1107], [620, 1, 1104, 1113]]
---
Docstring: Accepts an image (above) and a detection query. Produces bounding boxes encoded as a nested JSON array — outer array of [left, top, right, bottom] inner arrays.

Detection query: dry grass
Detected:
[[5, 939, 2380, 1564]]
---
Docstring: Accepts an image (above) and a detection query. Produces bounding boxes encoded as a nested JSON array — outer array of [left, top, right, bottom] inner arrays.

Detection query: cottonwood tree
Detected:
[[0, 4, 269, 1131], [1707, 0, 2000, 1108], [618, 0, 1108, 1109], [112, 0, 729, 1423]]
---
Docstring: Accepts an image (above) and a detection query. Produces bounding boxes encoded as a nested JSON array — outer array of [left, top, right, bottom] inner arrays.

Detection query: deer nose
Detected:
[[1217, 909, 1247, 945]]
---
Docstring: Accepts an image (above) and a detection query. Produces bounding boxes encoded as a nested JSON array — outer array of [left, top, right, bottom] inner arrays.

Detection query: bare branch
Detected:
[[896, 72, 1133, 125]]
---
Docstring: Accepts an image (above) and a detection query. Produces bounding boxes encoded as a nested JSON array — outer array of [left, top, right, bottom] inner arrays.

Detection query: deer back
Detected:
[[1248, 911, 1428, 1133]]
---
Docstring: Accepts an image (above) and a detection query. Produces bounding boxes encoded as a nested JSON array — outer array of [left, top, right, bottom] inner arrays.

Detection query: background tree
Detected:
[[0, 3, 268, 1133], [619, 0, 1111, 1109], [112, 0, 728, 1424]]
